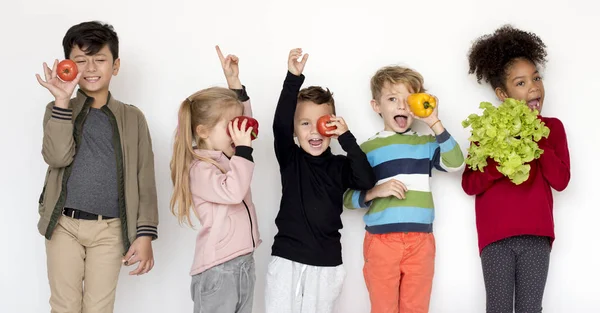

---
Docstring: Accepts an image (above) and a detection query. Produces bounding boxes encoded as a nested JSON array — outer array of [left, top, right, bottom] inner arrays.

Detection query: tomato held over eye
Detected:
[[317, 115, 336, 137], [226, 116, 259, 140], [57, 60, 78, 82]]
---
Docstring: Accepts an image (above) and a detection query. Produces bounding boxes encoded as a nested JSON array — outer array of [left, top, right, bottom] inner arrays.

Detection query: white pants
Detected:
[[265, 256, 346, 313]]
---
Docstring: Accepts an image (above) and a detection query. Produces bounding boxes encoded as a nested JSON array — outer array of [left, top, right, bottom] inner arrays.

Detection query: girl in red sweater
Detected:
[[463, 25, 571, 313]]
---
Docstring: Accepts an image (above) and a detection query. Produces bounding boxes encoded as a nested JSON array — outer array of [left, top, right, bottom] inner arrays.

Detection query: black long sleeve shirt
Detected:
[[271, 71, 376, 266]]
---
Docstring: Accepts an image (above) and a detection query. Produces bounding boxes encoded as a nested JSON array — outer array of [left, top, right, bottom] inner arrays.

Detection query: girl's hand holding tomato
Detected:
[[228, 118, 254, 148], [227, 116, 259, 140], [318, 115, 348, 139], [35, 59, 83, 109]]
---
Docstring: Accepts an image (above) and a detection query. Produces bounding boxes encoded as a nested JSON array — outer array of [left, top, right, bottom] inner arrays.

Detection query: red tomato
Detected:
[[57, 60, 78, 82], [317, 115, 336, 137], [226, 116, 259, 140]]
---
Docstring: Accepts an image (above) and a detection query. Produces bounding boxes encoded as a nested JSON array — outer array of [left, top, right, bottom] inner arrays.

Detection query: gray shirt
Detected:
[[64, 108, 119, 217]]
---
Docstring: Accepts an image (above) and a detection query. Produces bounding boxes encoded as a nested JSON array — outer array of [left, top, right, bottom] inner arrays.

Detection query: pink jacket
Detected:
[[188, 99, 261, 275]]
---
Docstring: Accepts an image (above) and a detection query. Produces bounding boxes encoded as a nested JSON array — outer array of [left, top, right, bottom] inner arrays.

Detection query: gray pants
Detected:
[[191, 253, 255, 313], [480, 235, 551, 313]]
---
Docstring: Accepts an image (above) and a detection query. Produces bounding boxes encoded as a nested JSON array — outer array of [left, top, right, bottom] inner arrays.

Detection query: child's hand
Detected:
[[288, 48, 308, 76], [122, 236, 154, 276], [35, 60, 83, 109], [325, 115, 349, 139], [216, 45, 242, 89], [229, 118, 253, 147], [365, 179, 408, 202]]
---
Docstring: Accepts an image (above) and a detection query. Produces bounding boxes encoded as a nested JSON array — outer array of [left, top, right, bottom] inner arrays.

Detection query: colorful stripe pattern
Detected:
[[344, 130, 464, 234]]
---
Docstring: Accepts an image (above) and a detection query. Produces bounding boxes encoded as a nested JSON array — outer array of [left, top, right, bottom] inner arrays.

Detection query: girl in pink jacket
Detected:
[[170, 46, 261, 313]]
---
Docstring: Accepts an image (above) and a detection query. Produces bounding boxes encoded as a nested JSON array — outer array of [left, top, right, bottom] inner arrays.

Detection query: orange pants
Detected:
[[363, 232, 435, 313]]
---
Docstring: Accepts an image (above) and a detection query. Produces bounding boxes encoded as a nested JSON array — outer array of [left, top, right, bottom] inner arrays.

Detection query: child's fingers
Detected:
[[224, 57, 232, 70], [290, 49, 303, 58], [124, 254, 141, 267], [393, 182, 407, 194], [331, 117, 346, 125], [229, 120, 236, 135], [36, 74, 49, 88], [43, 62, 52, 81], [130, 260, 146, 275], [391, 188, 404, 200], [140, 260, 152, 275], [122, 248, 135, 265], [50, 60, 58, 78], [326, 121, 339, 128], [392, 184, 406, 199], [215, 45, 225, 63], [147, 259, 155, 273], [300, 53, 309, 64], [240, 118, 248, 130], [396, 181, 408, 191], [70, 71, 83, 87]]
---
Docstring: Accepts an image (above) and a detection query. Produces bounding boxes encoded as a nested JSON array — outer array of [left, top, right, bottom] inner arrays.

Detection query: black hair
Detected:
[[468, 25, 547, 90], [62, 21, 119, 60]]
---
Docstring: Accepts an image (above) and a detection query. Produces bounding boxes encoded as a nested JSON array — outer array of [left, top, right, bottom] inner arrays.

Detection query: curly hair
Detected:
[[468, 25, 547, 90]]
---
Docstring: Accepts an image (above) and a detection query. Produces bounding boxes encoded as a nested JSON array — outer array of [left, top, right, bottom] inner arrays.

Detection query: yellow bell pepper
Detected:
[[407, 93, 436, 117]]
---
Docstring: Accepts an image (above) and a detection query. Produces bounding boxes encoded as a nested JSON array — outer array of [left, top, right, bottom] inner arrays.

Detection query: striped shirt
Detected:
[[343, 129, 464, 234]]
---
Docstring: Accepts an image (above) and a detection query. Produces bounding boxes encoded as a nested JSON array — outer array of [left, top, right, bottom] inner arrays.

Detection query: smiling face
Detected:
[[294, 100, 334, 156], [70, 44, 120, 97], [371, 82, 414, 133], [496, 58, 545, 113]]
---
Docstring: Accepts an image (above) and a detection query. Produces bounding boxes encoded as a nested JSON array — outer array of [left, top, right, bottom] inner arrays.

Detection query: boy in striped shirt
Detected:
[[343, 66, 465, 313]]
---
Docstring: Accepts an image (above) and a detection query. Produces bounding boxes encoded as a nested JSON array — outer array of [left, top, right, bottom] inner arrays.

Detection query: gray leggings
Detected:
[[191, 253, 255, 313], [480, 235, 551, 313]]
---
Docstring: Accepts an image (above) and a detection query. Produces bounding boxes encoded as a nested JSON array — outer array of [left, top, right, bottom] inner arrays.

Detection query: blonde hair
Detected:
[[170, 87, 241, 226], [370, 66, 426, 101]]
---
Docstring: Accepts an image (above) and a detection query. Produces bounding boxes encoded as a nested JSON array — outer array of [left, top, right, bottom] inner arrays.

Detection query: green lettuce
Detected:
[[462, 98, 550, 185]]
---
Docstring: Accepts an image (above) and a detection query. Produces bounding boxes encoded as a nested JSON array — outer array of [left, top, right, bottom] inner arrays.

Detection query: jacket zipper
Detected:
[[102, 105, 130, 252], [242, 200, 255, 248]]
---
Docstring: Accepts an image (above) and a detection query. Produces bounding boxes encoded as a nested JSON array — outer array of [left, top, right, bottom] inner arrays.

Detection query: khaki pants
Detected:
[[46, 216, 124, 313]]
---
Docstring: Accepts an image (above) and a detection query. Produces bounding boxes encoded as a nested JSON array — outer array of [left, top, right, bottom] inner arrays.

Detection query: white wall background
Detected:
[[1, 0, 599, 312]]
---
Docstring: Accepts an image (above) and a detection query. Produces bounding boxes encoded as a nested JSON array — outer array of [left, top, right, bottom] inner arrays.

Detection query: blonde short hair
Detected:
[[370, 66, 426, 100]]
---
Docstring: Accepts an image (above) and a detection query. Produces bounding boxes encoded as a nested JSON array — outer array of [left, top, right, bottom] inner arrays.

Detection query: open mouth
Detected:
[[526, 98, 541, 111], [84, 76, 101, 83], [308, 138, 323, 148], [394, 115, 408, 128]]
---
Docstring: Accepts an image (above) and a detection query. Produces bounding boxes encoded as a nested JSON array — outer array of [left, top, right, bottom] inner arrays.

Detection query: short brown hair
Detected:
[[297, 86, 336, 115], [370, 66, 426, 101]]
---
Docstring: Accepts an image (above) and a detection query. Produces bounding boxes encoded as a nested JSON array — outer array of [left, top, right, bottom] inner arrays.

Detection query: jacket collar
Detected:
[[74, 89, 119, 112], [193, 148, 226, 161]]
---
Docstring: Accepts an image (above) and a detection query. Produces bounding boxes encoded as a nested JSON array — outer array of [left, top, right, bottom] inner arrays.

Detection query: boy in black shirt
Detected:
[[265, 48, 376, 313]]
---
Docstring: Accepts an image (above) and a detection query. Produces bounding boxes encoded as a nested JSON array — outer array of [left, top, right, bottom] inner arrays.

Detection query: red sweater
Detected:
[[462, 117, 571, 254]]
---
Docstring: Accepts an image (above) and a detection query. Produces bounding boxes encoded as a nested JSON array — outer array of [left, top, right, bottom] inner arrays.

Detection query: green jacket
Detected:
[[38, 90, 159, 252]]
